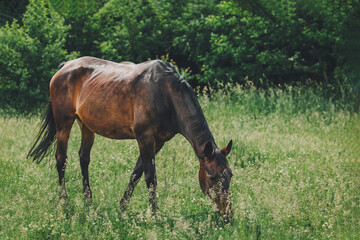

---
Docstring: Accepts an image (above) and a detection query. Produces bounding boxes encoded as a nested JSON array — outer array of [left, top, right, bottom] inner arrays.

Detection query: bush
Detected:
[[1, 0, 359, 112], [0, 0, 77, 112], [200, 0, 359, 89], [93, 0, 166, 62]]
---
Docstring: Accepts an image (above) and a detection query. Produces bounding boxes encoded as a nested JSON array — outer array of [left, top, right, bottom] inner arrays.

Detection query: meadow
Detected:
[[0, 86, 359, 239]]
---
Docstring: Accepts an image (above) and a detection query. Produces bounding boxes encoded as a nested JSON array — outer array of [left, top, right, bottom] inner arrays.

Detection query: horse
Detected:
[[27, 56, 233, 215]]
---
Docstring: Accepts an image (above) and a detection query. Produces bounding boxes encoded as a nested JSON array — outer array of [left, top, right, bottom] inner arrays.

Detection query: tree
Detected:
[[0, 0, 77, 111], [0, 0, 29, 25]]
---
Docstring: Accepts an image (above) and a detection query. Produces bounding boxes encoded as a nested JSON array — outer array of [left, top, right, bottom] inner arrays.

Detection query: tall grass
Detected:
[[1, 86, 359, 239]]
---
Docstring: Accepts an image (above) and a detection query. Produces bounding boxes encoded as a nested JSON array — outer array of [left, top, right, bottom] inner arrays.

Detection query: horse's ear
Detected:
[[221, 140, 232, 157], [204, 142, 214, 158]]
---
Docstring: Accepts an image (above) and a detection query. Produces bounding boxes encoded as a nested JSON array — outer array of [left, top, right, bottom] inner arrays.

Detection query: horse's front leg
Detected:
[[143, 158, 157, 213], [120, 141, 164, 211], [137, 135, 157, 213], [120, 156, 143, 211]]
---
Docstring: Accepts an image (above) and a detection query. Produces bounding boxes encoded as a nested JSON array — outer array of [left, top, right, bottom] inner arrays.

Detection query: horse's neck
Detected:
[[171, 84, 214, 158], [181, 115, 214, 158]]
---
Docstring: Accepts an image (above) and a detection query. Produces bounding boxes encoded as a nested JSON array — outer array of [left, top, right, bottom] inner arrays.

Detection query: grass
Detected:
[[0, 86, 359, 239]]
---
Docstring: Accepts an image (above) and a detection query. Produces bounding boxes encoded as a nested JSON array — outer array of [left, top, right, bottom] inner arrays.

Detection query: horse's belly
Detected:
[[76, 102, 135, 139], [80, 118, 136, 139], [94, 126, 135, 139]]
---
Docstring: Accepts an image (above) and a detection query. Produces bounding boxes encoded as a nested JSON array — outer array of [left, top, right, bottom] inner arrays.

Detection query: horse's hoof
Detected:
[[149, 203, 158, 215], [83, 190, 92, 199], [120, 198, 129, 212], [58, 189, 68, 201]]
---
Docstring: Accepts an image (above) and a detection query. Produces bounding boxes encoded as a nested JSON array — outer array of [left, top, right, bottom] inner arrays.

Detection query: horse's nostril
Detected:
[[222, 168, 233, 178]]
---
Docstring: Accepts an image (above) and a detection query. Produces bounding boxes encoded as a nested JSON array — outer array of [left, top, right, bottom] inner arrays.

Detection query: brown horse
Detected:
[[27, 56, 233, 215]]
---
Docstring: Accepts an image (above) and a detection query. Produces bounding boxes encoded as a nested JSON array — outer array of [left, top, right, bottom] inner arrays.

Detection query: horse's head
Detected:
[[199, 140, 233, 216]]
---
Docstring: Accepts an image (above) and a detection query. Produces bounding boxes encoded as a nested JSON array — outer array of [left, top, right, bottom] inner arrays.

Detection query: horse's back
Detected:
[[50, 57, 177, 140]]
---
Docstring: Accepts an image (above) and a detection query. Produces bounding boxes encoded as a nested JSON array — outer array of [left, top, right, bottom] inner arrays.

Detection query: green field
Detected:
[[1, 87, 359, 239]]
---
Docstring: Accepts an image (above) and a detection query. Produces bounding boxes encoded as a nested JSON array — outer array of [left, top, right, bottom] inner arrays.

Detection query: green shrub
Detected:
[[0, 0, 77, 112], [1, 0, 359, 112], [200, 0, 358, 88], [48, 0, 107, 56], [93, 0, 165, 62]]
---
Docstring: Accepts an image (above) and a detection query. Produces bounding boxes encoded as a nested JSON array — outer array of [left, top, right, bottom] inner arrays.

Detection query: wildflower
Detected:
[[322, 222, 328, 229]]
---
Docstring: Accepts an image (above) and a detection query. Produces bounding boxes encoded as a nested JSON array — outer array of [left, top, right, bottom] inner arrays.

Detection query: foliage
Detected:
[[0, 0, 359, 111], [0, 0, 77, 112], [0, 0, 29, 25], [93, 0, 162, 62], [1, 87, 359, 238], [92, 0, 213, 66], [48, 0, 108, 56], [200, 0, 358, 87]]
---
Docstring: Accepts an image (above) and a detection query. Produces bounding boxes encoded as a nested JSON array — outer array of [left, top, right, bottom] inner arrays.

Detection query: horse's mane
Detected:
[[159, 61, 215, 147]]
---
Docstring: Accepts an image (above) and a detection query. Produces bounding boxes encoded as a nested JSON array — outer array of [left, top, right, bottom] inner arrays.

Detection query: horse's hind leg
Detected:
[[78, 122, 95, 199], [55, 118, 74, 200], [120, 141, 164, 211]]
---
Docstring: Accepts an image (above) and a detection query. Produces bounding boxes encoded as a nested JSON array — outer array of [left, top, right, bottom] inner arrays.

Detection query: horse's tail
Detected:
[[27, 102, 57, 163], [58, 62, 65, 70]]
